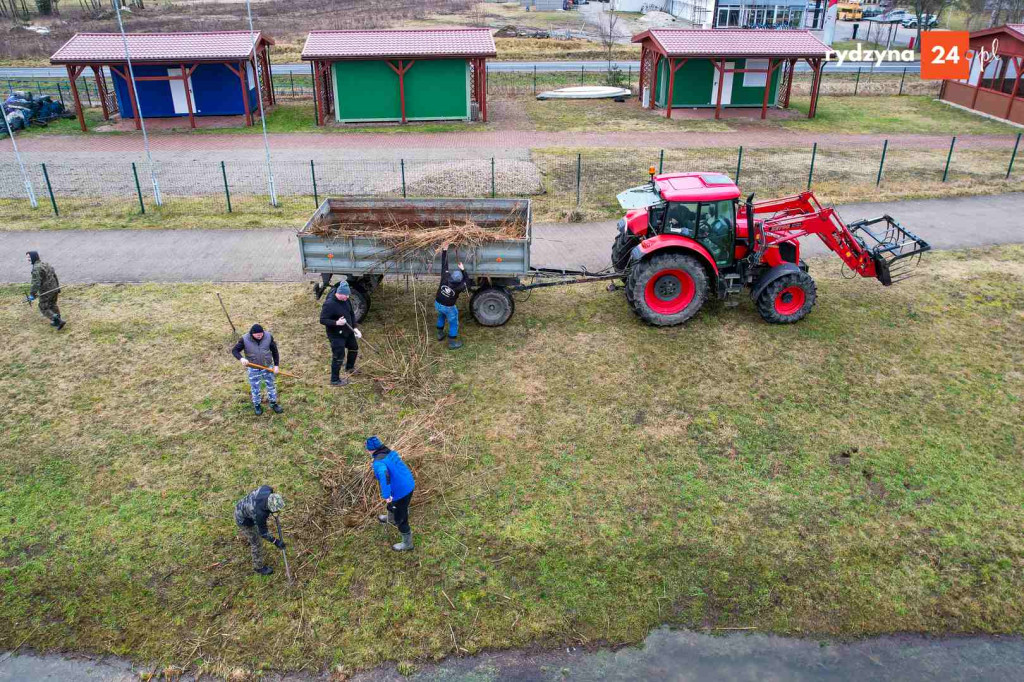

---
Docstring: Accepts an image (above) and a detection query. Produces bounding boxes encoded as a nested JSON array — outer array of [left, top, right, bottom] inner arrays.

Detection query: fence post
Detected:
[[221, 161, 232, 213], [132, 162, 145, 214], [491, 157, 496, 198], [576, 153, 582, 206], [898, 67, 907, 96], [1007, 132, 1021, 180], [533, 65, 537, 96], [83, 78, 92, 108], [876, 139, 888, 186], [56, 82, 65, 108], [6, 79, 11, 95], [735, 146, 743, 184], [659, 149, 664, 173], [942, 136, 956, 183], [41, 163, 58, 217], [581, 64, 585, 86], [854, 67, 861, 96], [400, 159, 406, 198], [628, 64, 632, 90], [305, 159, 317, 206], [807, 142, 817, 190]]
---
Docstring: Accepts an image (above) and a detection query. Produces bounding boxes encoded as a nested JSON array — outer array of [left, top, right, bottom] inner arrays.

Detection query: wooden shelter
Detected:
[[632, 28, 830, 119], [940, 24, 1024, 126], [301, 29, 496, 125], [50, 31, 275, 131]]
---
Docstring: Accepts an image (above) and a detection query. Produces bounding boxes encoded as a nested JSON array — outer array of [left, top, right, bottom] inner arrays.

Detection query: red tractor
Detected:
[[612, 170, 931, 326]]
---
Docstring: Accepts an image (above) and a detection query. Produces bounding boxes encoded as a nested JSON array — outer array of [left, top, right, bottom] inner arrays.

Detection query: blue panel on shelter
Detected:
[[113, 62, 259, 119]]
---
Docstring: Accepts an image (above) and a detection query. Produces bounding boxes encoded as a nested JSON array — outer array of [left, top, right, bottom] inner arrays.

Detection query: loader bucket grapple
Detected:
[[846, 215, 931, 285]]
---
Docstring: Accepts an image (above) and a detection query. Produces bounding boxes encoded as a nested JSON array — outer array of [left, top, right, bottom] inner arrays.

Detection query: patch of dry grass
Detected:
[[1, 245, 1024, 676]]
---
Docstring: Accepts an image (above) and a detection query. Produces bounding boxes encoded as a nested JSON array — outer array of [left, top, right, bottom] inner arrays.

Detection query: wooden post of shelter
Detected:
[[714, 58, 726, 120], [93, 65, 110, 120], [65, 64, 87, 132]]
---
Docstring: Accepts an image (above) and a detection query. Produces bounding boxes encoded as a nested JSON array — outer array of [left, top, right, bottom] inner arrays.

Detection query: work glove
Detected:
[[353, 329, 362, 339], [272, 365, 279, 374], [274, 538, 286, 550], [239, 357, 249, 366]]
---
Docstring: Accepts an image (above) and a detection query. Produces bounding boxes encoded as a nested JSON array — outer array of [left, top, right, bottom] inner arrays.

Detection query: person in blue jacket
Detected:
[[367, 435, 416, 551]]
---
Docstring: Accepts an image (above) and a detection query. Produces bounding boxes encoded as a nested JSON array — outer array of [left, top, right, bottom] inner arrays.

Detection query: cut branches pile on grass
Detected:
[[307, 213, 527, 264], [362, 299, 440, 395], [319, 394, 465, 529]]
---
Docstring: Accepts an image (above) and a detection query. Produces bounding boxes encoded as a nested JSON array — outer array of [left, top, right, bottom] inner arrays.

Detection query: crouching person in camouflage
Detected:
[[26, 251, 65, 330], [234, 485, 285, 575]]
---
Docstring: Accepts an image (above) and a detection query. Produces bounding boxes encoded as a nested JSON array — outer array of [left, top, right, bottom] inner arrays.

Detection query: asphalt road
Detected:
[[1, 193, 1021, 285], [0, 60, 921, 80]]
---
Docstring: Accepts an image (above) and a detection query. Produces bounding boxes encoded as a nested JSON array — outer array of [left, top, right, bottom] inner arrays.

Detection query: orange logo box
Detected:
[[921, 32, 970, 80]]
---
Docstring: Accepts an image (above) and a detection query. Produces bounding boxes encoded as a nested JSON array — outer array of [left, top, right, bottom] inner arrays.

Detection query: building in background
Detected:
[[49, 31, 274, 131], [939, 23, 1024, 125], [302, 29, 496, 125], [711, 0, 809, 28], [633, 28, 829, 118]]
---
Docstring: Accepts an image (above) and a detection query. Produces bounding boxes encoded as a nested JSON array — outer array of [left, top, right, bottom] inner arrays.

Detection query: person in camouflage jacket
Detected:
[[26, 251, 65, 330], [234, 485, 286, 575]]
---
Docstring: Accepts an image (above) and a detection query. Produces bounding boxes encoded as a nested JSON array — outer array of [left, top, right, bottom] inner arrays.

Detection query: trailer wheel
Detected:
[[628, 253, 708, 326], [349, 283, 371, 324], [471, 286, 515, 327], [611, 231, 640, 272], [756, 271, 816, 324]]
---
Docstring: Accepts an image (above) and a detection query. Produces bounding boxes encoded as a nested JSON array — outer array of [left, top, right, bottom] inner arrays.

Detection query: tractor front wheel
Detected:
[[349, 283, 371, 324], [756, 272, 817, 324], [627, 253, 709, 326], [611, 231, 640, 272]]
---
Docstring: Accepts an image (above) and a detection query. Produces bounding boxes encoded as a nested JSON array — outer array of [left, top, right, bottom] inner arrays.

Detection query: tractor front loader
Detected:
[[613, 171, 930, 327]]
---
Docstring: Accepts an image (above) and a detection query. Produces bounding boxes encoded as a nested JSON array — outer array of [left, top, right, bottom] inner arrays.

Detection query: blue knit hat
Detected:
[[366, 436, 383, 452], [335, 280, 351, 296]]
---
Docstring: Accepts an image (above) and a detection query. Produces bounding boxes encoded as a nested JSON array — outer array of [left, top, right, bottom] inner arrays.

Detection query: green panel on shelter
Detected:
[[404, 59, 469, 120], [333, 60, 401, 122], [655, 58, 781, 108]]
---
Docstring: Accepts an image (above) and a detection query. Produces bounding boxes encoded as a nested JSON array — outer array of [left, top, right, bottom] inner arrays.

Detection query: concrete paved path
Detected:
[[1, 193, 1021, 285]]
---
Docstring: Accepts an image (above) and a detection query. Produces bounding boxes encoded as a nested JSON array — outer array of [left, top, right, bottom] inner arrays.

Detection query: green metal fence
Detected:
[[0, 135, 1021, 225]]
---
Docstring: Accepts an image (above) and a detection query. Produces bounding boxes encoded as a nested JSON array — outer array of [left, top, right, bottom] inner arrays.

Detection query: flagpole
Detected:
[[244, 0, 277, 206]]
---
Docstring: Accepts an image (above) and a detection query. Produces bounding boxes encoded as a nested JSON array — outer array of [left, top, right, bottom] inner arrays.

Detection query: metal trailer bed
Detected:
[[298, 197, 536, 326]]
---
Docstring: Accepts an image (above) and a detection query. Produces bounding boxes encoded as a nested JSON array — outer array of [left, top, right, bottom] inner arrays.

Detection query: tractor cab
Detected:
[[613, 171, 742, 271]]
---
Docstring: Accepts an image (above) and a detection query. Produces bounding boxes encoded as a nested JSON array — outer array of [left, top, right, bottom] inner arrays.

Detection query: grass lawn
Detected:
[[783, 96, 1023, 136], [1, 245, 1023, 676], [495, 37, 640, 62], [524, 99, 730, 133]]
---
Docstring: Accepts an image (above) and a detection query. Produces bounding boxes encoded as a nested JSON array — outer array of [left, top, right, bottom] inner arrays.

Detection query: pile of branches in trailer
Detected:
[[305, 209, 527, 261]]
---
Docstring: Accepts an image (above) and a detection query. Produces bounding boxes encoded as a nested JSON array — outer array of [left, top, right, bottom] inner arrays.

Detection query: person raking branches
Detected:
[[368, 436, 416, 552], [26, 251, 65, 331], [231, 323, 283, 416], [320, 280, 362, 386], [435, 245, 467, 350], [233, 485, 286, 576]]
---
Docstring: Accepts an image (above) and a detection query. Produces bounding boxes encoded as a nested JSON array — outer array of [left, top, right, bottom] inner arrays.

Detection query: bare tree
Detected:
[[598, 9, 621, 71], [910, 0, 954, 50], [955, 0, 989, 30]]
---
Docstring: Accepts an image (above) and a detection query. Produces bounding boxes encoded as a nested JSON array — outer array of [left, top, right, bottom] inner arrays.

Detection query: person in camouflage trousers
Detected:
[[231, 323, 283, 416], [234, 485, 286, 576], [26, 251, 65, 330]]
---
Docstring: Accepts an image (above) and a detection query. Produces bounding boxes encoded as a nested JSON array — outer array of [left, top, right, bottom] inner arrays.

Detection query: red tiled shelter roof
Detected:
[[632, 29, 831, 59], [301, 28, 496, 60], [51, 31, 273, 64]]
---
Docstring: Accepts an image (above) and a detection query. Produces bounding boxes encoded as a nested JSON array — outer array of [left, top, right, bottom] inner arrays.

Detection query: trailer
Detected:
[[299, 198, 537, 326]]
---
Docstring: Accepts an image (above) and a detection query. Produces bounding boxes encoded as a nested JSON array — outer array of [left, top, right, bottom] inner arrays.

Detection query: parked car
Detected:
[[880, 8, 910, 21], [902, 13, 938, 27], [861, 7, 884, 18]]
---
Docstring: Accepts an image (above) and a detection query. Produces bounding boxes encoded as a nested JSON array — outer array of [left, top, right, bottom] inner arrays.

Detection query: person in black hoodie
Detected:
[[319, 280, 361, 386], [435, 247, 467, 350]]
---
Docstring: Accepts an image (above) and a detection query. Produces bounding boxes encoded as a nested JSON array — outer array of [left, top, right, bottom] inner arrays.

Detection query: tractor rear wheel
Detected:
[[627, 253, 709, 326], [756, 271, 816, 324], [471, 286, 515, 327], [611, 231, 640, 272]]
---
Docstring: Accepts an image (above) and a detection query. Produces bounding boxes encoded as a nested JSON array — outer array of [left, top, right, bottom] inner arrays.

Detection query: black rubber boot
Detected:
[[331, 377, 349, 386], [254, 403, 264, 416], [313, 283, 324, 300], [448, 338, 463, 350], [270, 402, 283, 414], [437, 327, 446, 341], [255, 565, 273, 575]]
